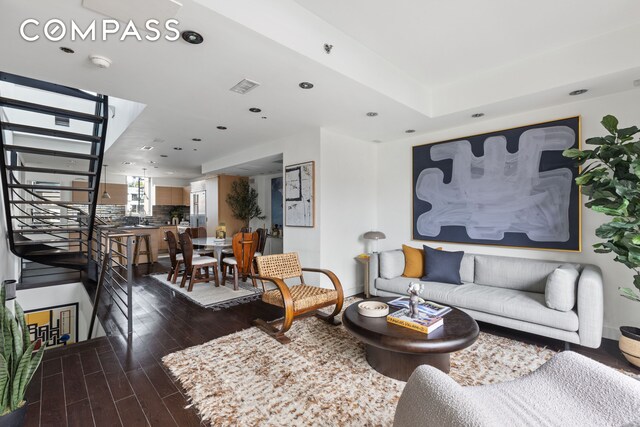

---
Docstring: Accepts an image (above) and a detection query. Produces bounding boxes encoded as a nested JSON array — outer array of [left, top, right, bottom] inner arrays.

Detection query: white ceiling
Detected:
[[1, 0, 639, 181], [211, 154, 283, 177], [293, 0, 640, 87]]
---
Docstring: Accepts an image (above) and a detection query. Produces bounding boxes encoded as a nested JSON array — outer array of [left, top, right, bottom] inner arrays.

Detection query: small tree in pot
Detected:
[[563, 115, 640, 366], [0, 284, 44, 426], [226, 179, 265, 228]]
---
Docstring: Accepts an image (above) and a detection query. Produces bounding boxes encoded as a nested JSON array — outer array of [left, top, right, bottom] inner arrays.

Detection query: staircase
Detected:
[[0, 71, 109, 274]]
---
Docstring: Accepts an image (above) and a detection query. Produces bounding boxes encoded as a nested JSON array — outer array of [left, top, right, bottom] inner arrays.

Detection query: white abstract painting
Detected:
[[285, 161, 314, 227], [412, 118, 581, 251]]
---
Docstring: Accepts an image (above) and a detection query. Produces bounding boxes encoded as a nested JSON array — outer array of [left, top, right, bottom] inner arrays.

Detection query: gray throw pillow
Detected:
[[545, 264, 579, 312], [379, 250, 405, 279]]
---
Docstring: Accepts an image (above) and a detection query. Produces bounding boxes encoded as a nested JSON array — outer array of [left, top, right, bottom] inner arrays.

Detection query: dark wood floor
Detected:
[[23, 259, 640, 426]]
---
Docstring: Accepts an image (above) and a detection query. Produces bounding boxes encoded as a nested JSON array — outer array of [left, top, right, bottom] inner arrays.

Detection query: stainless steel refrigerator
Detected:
[[190, 191, 207, 228]]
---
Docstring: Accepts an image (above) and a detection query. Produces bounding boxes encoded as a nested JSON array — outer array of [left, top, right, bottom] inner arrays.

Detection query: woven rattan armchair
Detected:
[[253, 252, 344, 344]]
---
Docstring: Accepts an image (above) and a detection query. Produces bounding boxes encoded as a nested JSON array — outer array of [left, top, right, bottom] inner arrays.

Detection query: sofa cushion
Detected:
[[545, 264, 579, 312], [379, 250, 405, 279], [422, 246, 463, 285], [460, 254, 475, 283], [402, 245, 424, 278], [447, 284, 579, 332], [474, 255, 572, 293], [375, 277, 463, 303]]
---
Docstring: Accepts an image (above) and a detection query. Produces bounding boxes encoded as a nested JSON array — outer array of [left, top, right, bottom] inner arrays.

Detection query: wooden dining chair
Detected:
[[187, 226, 214, 257], [222, 232, 258, 290], [255, 228, 267, 256], [166, 230, 199, 284], [178, 232, 219, 292], [253, 252, 344, 344]]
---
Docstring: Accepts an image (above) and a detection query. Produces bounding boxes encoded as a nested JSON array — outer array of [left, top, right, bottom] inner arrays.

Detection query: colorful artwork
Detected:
[[285, 161, 315, 227], [412, 117, 581, 251], [25, 303, 78, 349]]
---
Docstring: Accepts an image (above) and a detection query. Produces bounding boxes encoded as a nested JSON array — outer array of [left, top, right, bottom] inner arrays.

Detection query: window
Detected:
[[126, 176, 151, 216]]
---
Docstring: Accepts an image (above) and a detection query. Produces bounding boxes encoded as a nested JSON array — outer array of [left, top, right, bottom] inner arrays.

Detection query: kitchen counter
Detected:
[[96, 224, 178, 261]]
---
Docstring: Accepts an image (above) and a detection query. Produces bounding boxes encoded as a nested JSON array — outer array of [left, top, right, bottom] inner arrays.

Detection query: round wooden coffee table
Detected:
[[343, 297, 479, 381]]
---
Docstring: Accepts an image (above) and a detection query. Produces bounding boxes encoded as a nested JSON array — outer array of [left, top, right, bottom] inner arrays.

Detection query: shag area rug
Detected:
[[163, 301, 558, 426], [149, 273, 262, 310]]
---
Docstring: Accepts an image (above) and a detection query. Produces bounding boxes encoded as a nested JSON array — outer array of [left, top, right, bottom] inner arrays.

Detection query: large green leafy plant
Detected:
[[564, 115, 640, 302], [226, 179, 266, 226], [0, 285, 44, 414]]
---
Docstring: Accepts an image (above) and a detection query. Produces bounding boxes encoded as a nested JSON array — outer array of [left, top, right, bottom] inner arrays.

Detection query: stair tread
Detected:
[[3, 144, 99, 160], [0, 71, 102, 102], [6, 165, 97, 176], [0, 96, 104, 123], [1, 123, 101, 143]]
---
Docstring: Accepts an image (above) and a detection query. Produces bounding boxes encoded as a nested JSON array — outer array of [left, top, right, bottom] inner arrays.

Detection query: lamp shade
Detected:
[[102, 190, 111, 199], [363, 231, 386, 240]]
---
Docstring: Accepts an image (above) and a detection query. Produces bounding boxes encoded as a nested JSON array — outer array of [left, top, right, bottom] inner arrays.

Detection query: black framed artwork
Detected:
[[412, 116, 581, 251]]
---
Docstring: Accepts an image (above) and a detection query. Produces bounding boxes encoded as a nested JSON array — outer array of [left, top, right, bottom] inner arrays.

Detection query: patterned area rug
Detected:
[[149, 273, 263, 310], [163, 300, 557, 426]]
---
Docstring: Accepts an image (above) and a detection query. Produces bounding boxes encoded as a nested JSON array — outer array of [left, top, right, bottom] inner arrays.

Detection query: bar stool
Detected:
[[133, 234, 153, 266]]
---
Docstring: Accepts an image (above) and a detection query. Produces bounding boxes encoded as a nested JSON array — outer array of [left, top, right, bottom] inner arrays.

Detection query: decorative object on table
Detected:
[[284, 161, 315, 227], [169, 205, 183, 223], [0, 283, 45, 425], [413, 116, 581, 251], [25, 303, 79, 349], [253, 252, 343, 343], [215, 224, 226, 239], [386, 308, 443, 334], [162, 308, 564, 427], [563, 115, 640, 366], [387, 297, 451, 317], [407, 282, 424, 319], [363, 230, 386, 253], [271, 176, 283, 227], [357, 301, 389, 317], [226, 179, 266, 228]]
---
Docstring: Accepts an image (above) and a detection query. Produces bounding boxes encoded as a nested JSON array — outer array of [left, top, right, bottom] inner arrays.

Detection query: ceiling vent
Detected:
[[230, 79, 260, 94], [55, 116, 70, 127], [140, 146, 154, 151]]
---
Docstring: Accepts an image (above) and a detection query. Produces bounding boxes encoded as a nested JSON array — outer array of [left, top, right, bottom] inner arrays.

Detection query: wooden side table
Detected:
[[355, 255, 371, 297]]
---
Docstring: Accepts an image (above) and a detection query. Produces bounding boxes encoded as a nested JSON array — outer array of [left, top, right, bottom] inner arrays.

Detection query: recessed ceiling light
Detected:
[[471, 113, 485, 118], [160, 154, 168, 158], [299, 82, 314, 89], [173, 147, 182, 151], [230, 79, 260, 94], [192, 138, 201, 142], [122, 161, 133, 165], [569, 89, 588, 96], [249, 107, 262, 113], [59, 47, 74, 54], [217, 126, 227, 130], [405, 129, 416, 133], [634, 79, 640, 87], [149, 161, 157, 164], [372, 139, 382, 143], [181, 30, 203, 45], [366, 112, 378, 117], [154, 166, 158, 169], [193, 148, 198, 151], [261, 116, 267, 120], [140, 146, 154, 151]]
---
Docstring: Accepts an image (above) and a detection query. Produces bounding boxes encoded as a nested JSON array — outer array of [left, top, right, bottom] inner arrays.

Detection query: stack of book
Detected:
[[386, 297, 451, 334]]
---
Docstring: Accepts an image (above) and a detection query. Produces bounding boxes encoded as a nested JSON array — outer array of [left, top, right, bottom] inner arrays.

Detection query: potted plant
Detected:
[[564, 115, 640, 367], [226, 179, 266, 228]]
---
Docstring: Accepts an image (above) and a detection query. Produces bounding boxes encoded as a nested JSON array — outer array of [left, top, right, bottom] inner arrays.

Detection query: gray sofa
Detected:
[[368, 250, 603, 348]]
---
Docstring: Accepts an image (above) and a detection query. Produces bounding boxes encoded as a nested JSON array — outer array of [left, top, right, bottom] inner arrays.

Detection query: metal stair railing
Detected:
[[88, 228, 134, 339]]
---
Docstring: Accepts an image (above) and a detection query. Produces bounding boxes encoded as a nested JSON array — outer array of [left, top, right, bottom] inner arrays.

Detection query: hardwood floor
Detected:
[[24, 259, 639, 426]]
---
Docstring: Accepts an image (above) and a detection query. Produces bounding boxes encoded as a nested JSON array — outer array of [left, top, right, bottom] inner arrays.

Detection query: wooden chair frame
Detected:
[[252, 255, 344, 344], [222, 232, 258, 290], [178, 232, 219, 292]]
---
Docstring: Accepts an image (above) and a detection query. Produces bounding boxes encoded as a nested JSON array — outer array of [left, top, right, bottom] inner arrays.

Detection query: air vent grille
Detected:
[[54, 116, 70, 127], [230, 79, 260, 94]]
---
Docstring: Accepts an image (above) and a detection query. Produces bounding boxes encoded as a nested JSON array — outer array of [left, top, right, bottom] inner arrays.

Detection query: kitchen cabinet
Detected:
[[72, 180, 127, 205], [183, 186, 190, 206], [155, 186, 188, 206]]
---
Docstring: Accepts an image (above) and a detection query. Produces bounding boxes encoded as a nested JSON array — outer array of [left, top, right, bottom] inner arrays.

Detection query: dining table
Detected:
[[191, 237, 233, 279]]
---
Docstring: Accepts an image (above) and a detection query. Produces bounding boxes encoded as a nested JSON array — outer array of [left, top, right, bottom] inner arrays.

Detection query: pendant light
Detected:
[[102, 164, 111, 199]]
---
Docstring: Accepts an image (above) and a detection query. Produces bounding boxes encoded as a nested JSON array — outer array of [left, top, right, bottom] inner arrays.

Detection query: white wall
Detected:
[[320, 129, 377, 296], [376, 88, 640, 340]]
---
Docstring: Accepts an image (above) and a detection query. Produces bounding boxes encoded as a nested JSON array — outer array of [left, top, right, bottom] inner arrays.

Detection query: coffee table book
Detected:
[[387, 308, 444, 334]]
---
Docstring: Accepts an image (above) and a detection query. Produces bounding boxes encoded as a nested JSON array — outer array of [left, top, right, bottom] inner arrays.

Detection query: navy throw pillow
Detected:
[[421, 245, 464, 285]]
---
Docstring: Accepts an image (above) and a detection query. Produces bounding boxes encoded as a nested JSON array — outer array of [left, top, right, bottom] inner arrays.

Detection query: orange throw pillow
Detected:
[[402, 245, 424, 278]]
